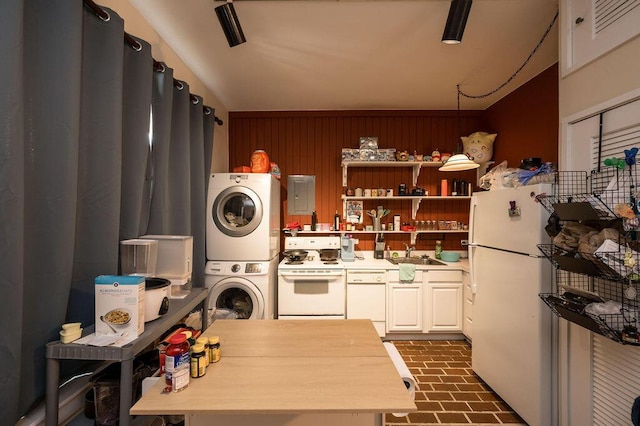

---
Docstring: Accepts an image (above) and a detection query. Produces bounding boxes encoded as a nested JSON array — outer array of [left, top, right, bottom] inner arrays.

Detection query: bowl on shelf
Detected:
[[440, 251, 460, 262]]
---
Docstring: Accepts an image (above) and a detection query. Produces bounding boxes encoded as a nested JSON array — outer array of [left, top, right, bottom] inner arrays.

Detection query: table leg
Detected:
[[45, 357, 60, 426]]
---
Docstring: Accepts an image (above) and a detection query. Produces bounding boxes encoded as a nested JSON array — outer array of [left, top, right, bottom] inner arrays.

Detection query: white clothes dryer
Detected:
[[206, 173, 280, 261], [204, 257, 278, 324]]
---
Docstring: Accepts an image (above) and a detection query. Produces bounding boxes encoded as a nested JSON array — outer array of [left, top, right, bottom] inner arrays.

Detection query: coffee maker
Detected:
[[341, 236, 355, 262]]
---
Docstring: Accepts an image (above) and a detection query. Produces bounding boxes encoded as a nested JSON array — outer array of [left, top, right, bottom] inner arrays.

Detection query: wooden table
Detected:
[[131, 319, 416, 425]]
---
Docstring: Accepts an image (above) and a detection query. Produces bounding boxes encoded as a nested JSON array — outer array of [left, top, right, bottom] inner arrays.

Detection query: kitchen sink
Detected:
[[386, 256, 447, 266]]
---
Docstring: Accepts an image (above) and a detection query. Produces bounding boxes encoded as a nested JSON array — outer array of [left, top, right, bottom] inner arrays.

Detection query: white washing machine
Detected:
[[204, 257, 278, 323], [206, 173, 280, 261]]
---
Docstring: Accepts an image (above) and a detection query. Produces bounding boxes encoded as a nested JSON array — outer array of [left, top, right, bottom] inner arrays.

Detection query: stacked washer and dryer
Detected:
[[204, 173, 280, 322]]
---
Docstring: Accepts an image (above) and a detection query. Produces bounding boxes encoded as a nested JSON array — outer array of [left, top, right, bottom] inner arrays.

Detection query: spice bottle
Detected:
[[190, 343, 207, 378], [165, 333, 190, 392], [196, 336, 210, 365], [435, 240, 442, 259], [209, 335, 221, 363]]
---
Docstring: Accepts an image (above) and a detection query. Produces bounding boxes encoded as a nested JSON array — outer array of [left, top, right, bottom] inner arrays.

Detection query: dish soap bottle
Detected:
[[435, 240, 442, 259]]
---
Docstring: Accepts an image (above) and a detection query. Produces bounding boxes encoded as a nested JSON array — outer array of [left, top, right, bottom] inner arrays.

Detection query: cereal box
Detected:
[[95, 275, 145, 337]]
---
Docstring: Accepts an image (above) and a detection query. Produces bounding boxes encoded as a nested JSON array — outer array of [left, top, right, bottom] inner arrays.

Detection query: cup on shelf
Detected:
[[355, 187, 363, 197], [364, 189, 372, 197]]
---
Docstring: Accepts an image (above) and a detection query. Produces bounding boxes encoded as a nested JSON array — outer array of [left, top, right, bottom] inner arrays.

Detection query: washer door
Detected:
[[208, 278, 264, 320], [212, 186, 263, 237]]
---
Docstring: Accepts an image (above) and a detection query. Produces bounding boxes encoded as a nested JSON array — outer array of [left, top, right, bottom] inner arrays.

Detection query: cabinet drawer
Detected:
[[428, 270, 462, 282]]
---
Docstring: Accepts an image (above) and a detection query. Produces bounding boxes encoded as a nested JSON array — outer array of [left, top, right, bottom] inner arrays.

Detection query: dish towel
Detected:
[[398, 263, 416, 282]]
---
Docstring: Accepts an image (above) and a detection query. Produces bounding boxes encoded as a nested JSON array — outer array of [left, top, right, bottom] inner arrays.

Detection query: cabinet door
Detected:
[[426, 283, 462, 331], [425, 270, 463, 332], [387, 283, 423, 332], [462, 271, 473, 339]]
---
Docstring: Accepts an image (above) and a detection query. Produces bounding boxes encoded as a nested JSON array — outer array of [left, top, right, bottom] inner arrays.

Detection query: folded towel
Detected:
[[398, 263, 416, 282]]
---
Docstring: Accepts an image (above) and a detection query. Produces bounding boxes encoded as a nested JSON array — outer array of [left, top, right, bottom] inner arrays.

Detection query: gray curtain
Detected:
[[1, 1, 213, 422]]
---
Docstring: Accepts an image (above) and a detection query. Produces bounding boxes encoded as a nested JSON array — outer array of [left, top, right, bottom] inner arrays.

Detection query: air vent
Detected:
[[595, 0, 640, 34]]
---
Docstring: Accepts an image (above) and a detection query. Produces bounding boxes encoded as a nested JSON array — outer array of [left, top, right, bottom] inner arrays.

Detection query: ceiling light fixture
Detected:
[[215, 0, 246, 47], [440, 84, 479, 172], [441, 0, 473, 44]]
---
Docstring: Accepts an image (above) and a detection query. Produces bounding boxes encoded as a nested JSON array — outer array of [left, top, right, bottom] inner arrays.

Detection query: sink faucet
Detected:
[[404, 243, 414, 258]]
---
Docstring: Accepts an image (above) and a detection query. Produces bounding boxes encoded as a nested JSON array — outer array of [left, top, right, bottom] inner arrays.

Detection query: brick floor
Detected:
[[384, 340, 528, 426]]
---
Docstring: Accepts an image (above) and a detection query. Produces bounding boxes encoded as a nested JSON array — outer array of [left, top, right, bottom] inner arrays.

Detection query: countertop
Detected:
[[130, 319, 416, 416], [343, 250, 470, 272]]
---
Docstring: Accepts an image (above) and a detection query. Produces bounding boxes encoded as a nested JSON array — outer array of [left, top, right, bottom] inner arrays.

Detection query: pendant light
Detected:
[[442, 0, 473, 44], [215, 0, 246, 47], [439, 84, 479, 172]]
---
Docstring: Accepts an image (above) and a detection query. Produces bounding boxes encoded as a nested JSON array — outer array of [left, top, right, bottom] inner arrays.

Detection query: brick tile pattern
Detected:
[[384, 340, 528, 426]]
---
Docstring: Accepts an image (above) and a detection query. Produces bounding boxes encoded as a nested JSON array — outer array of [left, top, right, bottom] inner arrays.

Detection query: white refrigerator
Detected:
[[469, 183, 555, 426]]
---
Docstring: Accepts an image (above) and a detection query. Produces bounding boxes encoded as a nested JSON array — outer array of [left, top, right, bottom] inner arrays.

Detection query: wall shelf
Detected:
[[341, 160, 445, 187]]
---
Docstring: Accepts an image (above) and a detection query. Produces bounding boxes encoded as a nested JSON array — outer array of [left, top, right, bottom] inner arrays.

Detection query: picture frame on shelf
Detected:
[[346, 200, 363, 224]]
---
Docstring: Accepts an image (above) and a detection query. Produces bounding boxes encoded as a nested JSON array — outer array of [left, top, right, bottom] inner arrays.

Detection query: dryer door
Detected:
[[212, 186, 264, 237], [208, 278, 265, 320]]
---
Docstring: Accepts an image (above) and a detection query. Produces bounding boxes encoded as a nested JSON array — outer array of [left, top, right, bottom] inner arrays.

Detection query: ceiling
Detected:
[[129, 0, 559, 111]]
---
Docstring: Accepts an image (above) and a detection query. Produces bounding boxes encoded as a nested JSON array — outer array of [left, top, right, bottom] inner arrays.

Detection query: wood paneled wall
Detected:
[[483, 64, 559, 168], [229, 111, 484, 251]]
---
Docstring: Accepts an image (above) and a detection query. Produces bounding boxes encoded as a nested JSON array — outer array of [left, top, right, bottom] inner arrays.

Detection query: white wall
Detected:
[[100, 0, 229, 173], [558, 1, 640, 425]]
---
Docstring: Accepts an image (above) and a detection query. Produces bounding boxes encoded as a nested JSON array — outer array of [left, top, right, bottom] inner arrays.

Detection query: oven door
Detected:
[[277, 271, 345, 318]]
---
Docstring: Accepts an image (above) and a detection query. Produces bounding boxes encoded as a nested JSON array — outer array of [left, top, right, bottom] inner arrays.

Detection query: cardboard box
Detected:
[[95, 275, 145, 337]]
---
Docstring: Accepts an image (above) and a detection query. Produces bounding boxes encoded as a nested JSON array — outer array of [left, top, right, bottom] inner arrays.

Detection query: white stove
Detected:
[[277, 236, 346, 319]]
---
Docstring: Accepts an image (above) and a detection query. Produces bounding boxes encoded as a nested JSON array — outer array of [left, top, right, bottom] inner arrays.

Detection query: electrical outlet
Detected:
[[461, 239, 469, 246]]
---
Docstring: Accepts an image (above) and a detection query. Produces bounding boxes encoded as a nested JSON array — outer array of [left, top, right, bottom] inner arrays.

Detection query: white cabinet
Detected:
[[386, 270, 424, 332], [562, 0, 640, 76], [346, 270, 387, 337], [462, 271, 473, 340], [425, 270, 463, 332]]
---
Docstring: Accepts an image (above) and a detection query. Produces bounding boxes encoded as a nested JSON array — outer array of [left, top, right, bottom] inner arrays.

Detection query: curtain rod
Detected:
[[83, 0, 224, 127]]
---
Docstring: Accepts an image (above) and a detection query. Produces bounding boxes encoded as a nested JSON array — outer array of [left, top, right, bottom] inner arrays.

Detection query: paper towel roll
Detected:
[[383, 341, 417, 417]]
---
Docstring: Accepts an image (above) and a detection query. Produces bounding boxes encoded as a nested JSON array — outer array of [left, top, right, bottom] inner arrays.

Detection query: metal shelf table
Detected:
[[45, 287, 208, 426]]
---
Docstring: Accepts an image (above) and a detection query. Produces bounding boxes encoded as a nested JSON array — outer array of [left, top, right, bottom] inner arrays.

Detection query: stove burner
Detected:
[[285, 260, 304, 265], [323, 261, 339, 265]]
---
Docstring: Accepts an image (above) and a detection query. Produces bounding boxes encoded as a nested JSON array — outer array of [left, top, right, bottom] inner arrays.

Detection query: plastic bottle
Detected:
[[435, 240, 442, 259], [196, 336, 210, 365], [209, 335, 221, 363], [165, 333, 190, 392], [190, 343, 207, 378]]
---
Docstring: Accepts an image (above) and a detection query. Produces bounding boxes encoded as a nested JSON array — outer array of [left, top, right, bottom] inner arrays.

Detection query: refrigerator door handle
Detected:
[[469, 244, 478, 295]]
